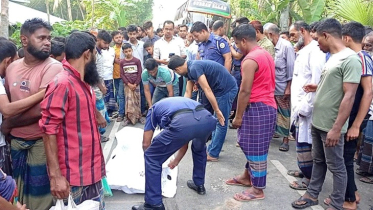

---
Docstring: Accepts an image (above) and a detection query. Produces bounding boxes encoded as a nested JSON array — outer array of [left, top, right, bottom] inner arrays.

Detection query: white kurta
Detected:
[[291, 40, 326, 144]]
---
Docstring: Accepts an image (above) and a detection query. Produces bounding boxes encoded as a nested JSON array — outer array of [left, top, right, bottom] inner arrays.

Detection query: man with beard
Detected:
[[363, 32, 373, 56], [287, 21, 326, 191], [39, 32, 106, 209], [0, 18, 63, 209]]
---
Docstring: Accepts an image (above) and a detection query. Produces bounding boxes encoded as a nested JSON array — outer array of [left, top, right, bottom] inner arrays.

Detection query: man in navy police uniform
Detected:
[[132, 97, 217, 210]]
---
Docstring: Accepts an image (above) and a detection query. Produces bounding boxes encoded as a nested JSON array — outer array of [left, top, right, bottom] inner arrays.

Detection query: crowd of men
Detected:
[[0, 15, 371, 210]]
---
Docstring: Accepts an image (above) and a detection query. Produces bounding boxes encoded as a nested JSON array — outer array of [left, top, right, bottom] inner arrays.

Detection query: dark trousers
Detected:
[[140, 81, 145, 113], [144, 109, 217, 205]]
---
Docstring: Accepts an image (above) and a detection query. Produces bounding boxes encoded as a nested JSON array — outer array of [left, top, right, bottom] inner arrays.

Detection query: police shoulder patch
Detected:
[[219, 43, 226, 48]]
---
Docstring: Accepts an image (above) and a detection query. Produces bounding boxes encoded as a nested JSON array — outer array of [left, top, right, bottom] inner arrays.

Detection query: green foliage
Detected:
[[331, 0, 373, 27], [296, 0, 326, 23]]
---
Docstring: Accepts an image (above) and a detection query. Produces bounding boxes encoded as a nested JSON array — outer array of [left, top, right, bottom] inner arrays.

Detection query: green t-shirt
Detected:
[[141, 66, 178, 87], [312, 48, 362, 133]]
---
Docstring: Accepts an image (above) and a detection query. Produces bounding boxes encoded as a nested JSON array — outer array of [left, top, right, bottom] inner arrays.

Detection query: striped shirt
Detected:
[[39, 61, 105, 186]]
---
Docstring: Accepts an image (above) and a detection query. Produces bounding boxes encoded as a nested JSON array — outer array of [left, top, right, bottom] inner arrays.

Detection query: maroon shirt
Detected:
[[120, 57, 142, 85], [39, 61, 105, 186]]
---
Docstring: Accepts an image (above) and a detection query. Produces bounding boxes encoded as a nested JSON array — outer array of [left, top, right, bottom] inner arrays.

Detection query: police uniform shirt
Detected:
[[144, 97, 201, 131], [198, 33, 230, 66]]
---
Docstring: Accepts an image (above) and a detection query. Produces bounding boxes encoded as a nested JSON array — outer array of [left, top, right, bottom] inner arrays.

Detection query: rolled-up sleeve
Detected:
[[39, 80, 69, 135], [285, 44, 295, 81]]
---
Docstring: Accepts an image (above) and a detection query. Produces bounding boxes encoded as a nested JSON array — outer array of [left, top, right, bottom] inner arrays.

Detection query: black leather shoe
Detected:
[[187, 180, 206, 195], [132, 203, 165, 210]]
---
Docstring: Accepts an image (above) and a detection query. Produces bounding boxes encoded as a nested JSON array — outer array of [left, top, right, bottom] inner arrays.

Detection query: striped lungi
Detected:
[[275, 95, 291, 136], [357, 120, 373, 174], [125, 85, 141, 124], [238, 102, 276, 189], [11, 137, 53, 210], [104, 80, 118, 113], [70, 181, 105, 210], [94, 86, 111, 135]]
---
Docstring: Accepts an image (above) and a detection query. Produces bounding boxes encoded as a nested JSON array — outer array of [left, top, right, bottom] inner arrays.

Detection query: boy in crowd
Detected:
[[120, 43, 144, 125], [50, 40, 65, 62], [144, 41, 154, 62]]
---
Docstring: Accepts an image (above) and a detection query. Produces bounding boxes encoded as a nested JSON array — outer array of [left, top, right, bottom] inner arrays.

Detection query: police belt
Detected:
[[171, 105, 205, 120]]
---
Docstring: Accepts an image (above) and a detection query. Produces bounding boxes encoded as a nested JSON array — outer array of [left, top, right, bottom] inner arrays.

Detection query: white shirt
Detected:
[[153, 37, 186, 64], [291, 40, 326, 144], [0, 80, 6, 147], [102, 47, 115, 80]]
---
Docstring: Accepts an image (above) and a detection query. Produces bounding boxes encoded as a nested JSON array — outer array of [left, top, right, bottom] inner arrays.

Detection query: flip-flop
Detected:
[[324, 196, 331, 205], [292, 196, 319, 209], [279, 142, 289, 151], [287, 170, 304, 178], [359, 176, 373, 184], [233, 191, 265, 202], [225, 177, 252, 187], [289, 178, 308, 190]]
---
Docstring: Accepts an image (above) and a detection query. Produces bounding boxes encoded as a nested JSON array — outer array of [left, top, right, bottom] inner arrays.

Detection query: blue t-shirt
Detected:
[[144, 97, 202, 131], [187, 60, 237, 97], [232, 44, 243, 67], [198, 33, 230, 66], [349, 50, 373, 126]]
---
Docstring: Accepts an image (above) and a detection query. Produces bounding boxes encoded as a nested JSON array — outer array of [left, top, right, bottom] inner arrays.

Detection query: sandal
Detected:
[[116, 116, 124, 122], [287, 170, 304, 178], [324, 196, 331, 205], [123, 119, 129, 127], [233, 191, 265, 202], [139, 117, 146, 125], [292, 196, 319, 209], [356, 168, 370, 176], [289, 178, 309, 190], [359, 176, 373, 184], [279, 142, 289, 151], [225, 177, 251, 187]]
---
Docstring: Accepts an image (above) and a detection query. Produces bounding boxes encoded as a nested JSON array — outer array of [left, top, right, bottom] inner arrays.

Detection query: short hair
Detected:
[[156, 28, 163, 33], [163, 20, 174, 29], [265, 23, 280, 35], [249, 20, 263, 34], [118, 27, 126, 32], [51, 40, 65, 57], [190, 21, 208, 33], [230, 21, 237, 29], [0, 37, 7, 41], [0, 40, 17, 62], [138, 26, 145, 33], [316, 18, 342, 38], [232, 24, 257, 42], [122, 43, 132, 50], [293, 21, 311, 32], [20, 18, 52, 36], [52, 36, 66, 44], [65, 32, 96, 60], [143, 21, 153, 30], [123, 31, 129, 40], [280, 31, 290, 37], [168, 55, 186, 70], [179, 24, 189, 31], [236, 17, 250, 25], [97, 30, 111, 43], [342, 21, 366, 43], [310, 21, 320, 32], [145, 58, 159, 70], [143, 41, 153, 49], [18, 48, 24, 58], [70, 29, 79, 34], [365, 26, 373, 35], [212, 20, 224, 31], [127, 25, 138, 33], [111, 30, 122, 38]]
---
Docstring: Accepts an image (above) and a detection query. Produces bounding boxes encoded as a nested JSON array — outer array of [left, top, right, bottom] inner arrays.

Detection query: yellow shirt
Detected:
[[113, 45, 121, 79]]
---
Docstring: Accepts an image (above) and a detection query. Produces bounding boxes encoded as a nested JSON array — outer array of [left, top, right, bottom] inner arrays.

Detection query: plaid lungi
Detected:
[[238, 102, 276, 189], [124, 85, 141, 124], [70, 181, 105, 210], [357, 120, 373, 174], [11, 137, 53, 210], [104, 80, 118, 112], [275, 95, 291, 136]]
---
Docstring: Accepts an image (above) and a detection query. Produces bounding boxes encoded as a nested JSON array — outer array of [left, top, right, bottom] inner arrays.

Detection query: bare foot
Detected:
[[343, 201, 357, 210]]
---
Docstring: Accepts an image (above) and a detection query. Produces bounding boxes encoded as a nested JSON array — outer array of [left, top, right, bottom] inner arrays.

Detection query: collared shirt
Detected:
[[198, 33, 230, 66], [113, 45, 122, 79], [153, 36, 186, 63], [142, 66, 178, 87], [144, 97, 202, 131], [187, 60, 237, 97], [186, 41, 199, 61], [274, 37, 295, 95], [258, 36, 275, 59], [102, 47, 115, 80], [39, 61, 105, 186], [96, 47, 105, 81], [141, 35, 160, 45]]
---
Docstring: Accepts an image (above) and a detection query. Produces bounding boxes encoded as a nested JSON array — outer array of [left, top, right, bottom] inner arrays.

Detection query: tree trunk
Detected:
[[66, 0, 72, 21], [45, 0, 50, 23], [78, 0, 85, 20], [91, 0, 94, 28], [279, 4, 290, 32], [0, 0, 9, 38]]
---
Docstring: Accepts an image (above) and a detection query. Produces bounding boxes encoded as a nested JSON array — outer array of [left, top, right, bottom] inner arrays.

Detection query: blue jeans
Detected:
[[114, 78, 125, 117], [207, 86, 238, 158], [152, 85, 179, 104]]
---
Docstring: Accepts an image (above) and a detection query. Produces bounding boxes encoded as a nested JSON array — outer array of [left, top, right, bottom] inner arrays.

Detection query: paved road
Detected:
[[101, 120, 373, 210]]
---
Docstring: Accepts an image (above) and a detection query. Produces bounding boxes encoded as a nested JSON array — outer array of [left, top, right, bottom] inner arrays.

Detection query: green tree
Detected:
[[331, 0, 373, 27]]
